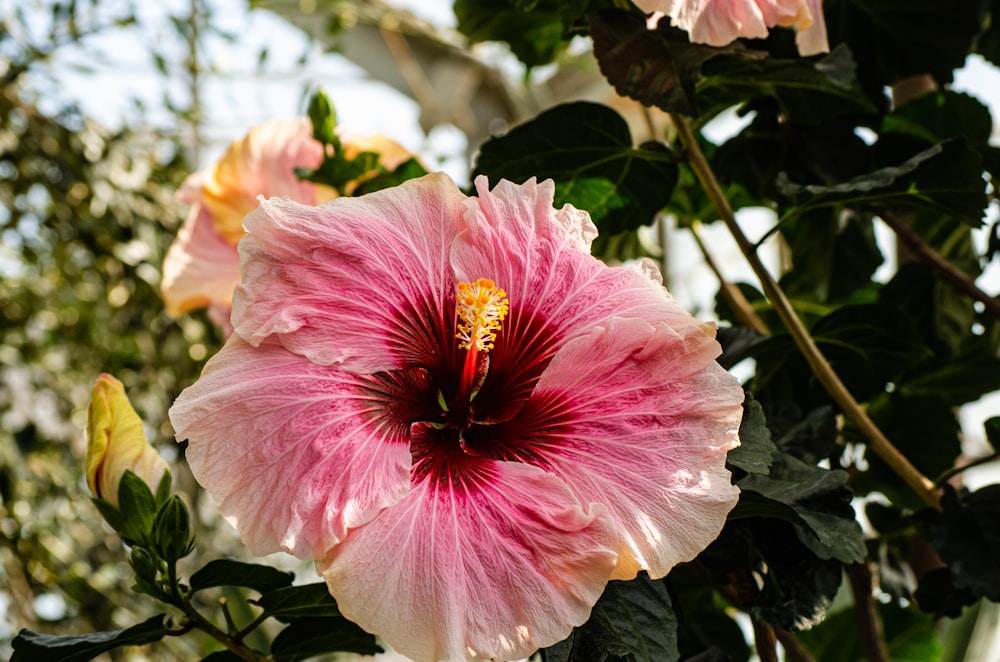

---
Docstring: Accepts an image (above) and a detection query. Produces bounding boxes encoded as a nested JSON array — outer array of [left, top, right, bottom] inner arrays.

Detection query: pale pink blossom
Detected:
[[161, 118, 411, 330], [170, 173, 743, 661], [638, 0, 829, 56]]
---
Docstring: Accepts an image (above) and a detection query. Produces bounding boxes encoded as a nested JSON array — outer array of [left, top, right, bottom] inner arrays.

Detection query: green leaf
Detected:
[[189, 559, 294, 594], [668, 567, 750, 662], [588, 9, 743, 117], [825, 0, 989, 87], [270, 617, 382, 661], [727, 394, 777, 476], [474, 101, 679, 234], [253, 582, 341, 622], [772, 406, 838, 466], [199, 652, 245, 662], [542, 573, 678, 662], [881, 90, 993, 146], [153, 470, 172, 506], [454, 0, 591, 67], [90, 497, 126, 533], [863, 394, 962, 508], [896, 334, 1000, 406], [777, 139, 988, 226], [11, 614, 170, 662], [797, 602, 942, 662], [778, 208, 883, 304], [698, 44, 878, 124], [748, 302, 929, 408], [116, 470, 158, 544], [352, 157, 427, 196], [735, 454, 866, 564], [925, 484, 1000, 602], [986, 417, 1000, 450]]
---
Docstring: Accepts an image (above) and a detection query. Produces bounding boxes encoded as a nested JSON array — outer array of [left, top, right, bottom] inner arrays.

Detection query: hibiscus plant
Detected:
[[8, 1, 1000, 661]]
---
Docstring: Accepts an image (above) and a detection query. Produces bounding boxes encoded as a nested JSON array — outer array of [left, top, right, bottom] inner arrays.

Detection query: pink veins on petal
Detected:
[[169, 172, 744, 662]]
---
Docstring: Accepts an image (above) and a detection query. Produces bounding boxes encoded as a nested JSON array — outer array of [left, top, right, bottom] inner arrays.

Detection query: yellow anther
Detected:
[[455, 278, 509, 352]]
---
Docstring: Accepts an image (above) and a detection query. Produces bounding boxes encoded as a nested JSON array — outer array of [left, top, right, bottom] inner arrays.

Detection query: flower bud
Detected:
[[153, 495, 195, 563], [86, 374, 170, 507]]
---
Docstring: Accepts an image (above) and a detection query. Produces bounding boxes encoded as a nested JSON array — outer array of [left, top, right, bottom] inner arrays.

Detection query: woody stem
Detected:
[[670, 112, 941, 511]]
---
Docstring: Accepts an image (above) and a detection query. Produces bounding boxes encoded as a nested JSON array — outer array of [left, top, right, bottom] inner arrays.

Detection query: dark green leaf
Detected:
[[153, 470, 172, 506], [735, 454, 865, 564], [474, 101, 678, 234], [773, 406, 838, 465], [862, 394, 962, 508], [986, 417, 1000, 450], [668, 567, 750, 662], [542, 573, 678, 662], [825, 0, 990, 87], [727, 394, 777, 475], [454, 0, 592, 67], [116, 470, 158, 544], [925, 484, 1000, 602], [352, 157, 427, 196], [896, 334, 1000, 406], [589, 9, 744, 117], [881, 90, 993, 146], [797, 602, 941, 661], [253, 582, 341, 622], [90, 497, 126, 533], [200, 651, 245, 662], [778, 139, 988, 226], [778, 208, 882, 303], [270, 617, 382, 661], [11, 614, 170, 662], [189, 559, 294, 594], [698, 45, 877, 124]]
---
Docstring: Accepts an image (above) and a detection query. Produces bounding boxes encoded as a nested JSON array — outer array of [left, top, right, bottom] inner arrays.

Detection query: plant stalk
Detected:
[[670, 112, 941, 511], [880, 211, 1000, 321]]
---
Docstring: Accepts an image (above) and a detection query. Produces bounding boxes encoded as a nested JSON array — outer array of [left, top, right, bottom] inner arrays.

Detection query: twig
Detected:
[[690, 219, 771, 335], [752, 618, 779, 662], [670, 112, 942, 511], [880, 211, 1000, 321], [775, 628, 818, 662], [846, 563, 890, 662]]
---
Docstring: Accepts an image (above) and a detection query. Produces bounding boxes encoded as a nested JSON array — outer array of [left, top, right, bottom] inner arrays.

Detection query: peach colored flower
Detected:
[[638, 0, 829, 56], [87, 374, 169, 506], [170, 174, 743, 661], [161, 119, 410, 331]]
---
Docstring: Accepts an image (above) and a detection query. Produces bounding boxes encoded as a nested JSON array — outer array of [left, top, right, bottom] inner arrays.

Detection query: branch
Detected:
[[670, 112, 942, 511], [880, 211, 1000, 321], [846, 563, 890, 662], [690, 219, 771, 334], [752, 618, 779, 662]]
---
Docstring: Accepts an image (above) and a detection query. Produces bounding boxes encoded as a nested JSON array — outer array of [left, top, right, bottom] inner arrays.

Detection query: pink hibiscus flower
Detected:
[[637, 0, 829, 56], [169, 173, 743, 661], [161, 118, 410, 333]]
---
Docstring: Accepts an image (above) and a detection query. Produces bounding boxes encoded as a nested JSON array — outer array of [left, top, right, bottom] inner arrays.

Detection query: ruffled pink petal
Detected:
[[168, 334, 429, 558], [451, 177, 697, 419], [232, 173, 469, 372], [317, 453, 618, 662], [161, 204, 241, 317], [503, 317, 742, 580]]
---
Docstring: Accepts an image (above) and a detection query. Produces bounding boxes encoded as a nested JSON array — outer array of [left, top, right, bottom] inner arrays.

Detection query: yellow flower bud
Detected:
[[86, 374, 169, 506]]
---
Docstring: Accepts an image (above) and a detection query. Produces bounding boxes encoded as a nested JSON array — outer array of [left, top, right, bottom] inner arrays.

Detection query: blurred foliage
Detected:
[[0, 1, 227, 657]]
